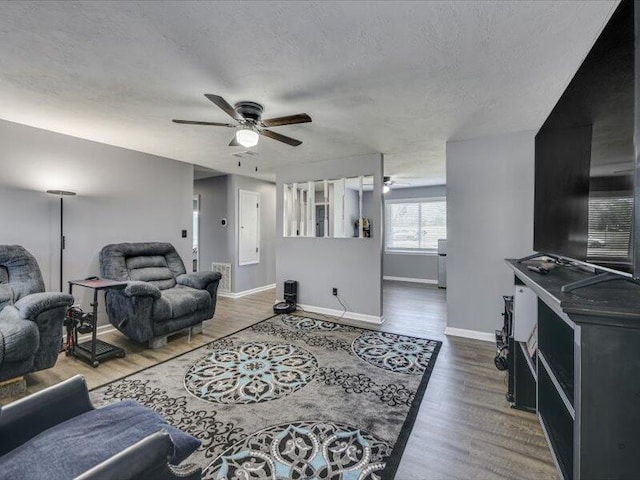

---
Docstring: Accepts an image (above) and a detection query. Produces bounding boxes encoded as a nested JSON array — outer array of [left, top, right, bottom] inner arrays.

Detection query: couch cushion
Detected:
[[0, 308, 39, 363], [0, 245, 45, 305], [153, 285, 211, 321], [0, 400, 201, 479], [0, 284, 13, 312], [125, 255, 167, 270], [100, 242, 187, 282], [0, 267, 11, 311], [127, 255, 176, 290], [129, 268, 176, 290]]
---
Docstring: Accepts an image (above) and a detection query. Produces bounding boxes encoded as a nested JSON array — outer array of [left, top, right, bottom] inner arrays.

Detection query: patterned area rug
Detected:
[[90, 314, 441, 479]]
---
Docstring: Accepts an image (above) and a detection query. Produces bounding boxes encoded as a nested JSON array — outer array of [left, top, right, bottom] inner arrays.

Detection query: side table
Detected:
[[67, 278, 127, 367]]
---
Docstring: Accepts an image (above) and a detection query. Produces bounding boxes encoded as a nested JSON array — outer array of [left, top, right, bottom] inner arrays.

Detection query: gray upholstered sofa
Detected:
[[99, 242, 221, 348], [0, 375, 201, 479], [0, 245, 74, 383]]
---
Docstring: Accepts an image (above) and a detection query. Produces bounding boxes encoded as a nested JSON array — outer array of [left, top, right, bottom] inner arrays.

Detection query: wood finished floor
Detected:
[[6, 281, 557, 479], [382, 281, 557, 480]]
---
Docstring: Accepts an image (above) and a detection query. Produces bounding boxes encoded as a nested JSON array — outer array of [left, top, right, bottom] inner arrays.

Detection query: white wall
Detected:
[[446, 130, 535, 336], [276, 153, 384, 322], [0, 119, 193, 321]]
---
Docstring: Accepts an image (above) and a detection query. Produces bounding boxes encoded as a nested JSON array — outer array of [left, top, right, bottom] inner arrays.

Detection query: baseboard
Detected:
[[444, 326, 495, 342], [218, 283, 276, 299], [297, 303, 384, 325], [383, 276, 438, 285]]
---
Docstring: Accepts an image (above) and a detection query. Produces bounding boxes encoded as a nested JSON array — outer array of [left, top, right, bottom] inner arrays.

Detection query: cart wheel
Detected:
[[92, 361, 99, 368], [65, 351, 70, 357], [118, 352, 126, 358]]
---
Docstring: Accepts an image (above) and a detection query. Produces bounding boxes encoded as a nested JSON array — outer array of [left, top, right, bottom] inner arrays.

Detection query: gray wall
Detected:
[[194, 175, 231, 270], [0, 119, 194, 323], [382, 185, 446, 282], [446, 130, 535, 335], [384, 253, 439, 281], [276, 153, 384, 320], [194, 174, 276, 294], [230, 175, 276, 293]]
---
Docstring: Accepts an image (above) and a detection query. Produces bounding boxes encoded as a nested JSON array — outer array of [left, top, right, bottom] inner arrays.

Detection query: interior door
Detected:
[[316, 205, 325, 237], [239, 190, 260, 266], [192, 195, 200, 272]]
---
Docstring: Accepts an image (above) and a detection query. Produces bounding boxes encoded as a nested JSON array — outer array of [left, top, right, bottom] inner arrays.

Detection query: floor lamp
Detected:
[[47, 189, 76, 292]]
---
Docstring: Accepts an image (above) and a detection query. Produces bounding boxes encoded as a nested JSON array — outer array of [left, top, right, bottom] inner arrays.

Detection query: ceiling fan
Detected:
[[172, 94, 311, 147], [364, 176, 411, 193], [383, 176, 413, 193]]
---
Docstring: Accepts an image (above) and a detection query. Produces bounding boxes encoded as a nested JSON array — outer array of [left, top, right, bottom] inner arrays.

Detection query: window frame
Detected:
[[384, 196, 446, 254], [586, 191, 633, 261]]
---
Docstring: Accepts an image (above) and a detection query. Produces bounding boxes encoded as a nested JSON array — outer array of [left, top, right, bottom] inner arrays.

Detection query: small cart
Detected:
[[67, 278, 127, 367]]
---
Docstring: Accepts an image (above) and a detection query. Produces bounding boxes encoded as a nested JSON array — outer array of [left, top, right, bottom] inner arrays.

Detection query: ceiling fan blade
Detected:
[[261, 113, 312, 127], [229, 135, 241, 147], [173, 119, 235, 127], [204, 94, 243, 121], [260, 129, 303, 146]]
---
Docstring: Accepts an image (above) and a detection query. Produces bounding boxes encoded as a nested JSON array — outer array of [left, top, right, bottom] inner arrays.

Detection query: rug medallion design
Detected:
[[352, 331, 438, 375], [184, 342, 318, 404], [210, 420, 390, 480], [91, 314, 441, 479]]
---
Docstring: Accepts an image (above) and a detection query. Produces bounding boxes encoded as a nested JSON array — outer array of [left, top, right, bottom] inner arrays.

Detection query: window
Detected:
[[385, 198, 446, 251], [587, 193, 632, 260]]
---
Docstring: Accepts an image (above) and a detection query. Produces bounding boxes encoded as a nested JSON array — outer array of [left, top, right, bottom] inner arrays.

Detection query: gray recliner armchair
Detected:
[[0, 245, 74, 383], [99, 242, 221, 348]]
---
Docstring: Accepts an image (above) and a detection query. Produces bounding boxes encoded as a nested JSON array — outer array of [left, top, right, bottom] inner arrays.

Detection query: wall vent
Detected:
[[212, 262, 232, 292]]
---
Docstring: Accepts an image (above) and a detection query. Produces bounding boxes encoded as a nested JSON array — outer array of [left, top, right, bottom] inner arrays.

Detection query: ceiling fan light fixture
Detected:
[[383, 185, 390, 194], [236, 128, 259, 147]]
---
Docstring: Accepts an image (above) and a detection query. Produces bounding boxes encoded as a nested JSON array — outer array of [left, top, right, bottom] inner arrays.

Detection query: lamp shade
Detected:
[[46, 190, 76, 196], [236, 129, 259, 147]]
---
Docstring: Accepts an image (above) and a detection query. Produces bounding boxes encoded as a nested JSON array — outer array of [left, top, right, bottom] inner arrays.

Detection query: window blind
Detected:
[[386, 199, 446, 250], [587, 195, 632, 259]]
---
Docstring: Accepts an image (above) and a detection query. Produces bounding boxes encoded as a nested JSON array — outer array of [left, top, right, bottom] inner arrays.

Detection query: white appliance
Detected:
[[437, 239, 447, 288], [513, 285, 537, 342]]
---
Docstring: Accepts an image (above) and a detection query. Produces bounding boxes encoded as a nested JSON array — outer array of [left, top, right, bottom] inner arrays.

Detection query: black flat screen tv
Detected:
[[534, 0, 637, 277]]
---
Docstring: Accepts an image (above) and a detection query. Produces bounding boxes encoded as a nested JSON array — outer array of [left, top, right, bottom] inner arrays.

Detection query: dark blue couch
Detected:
[[0, 375, 202, 480], [99, 242, 221, 348], [0, 245, 74, 383]]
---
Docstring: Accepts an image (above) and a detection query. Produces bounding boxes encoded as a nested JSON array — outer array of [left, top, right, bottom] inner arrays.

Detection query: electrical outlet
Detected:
[[332, 288, 338, 296]]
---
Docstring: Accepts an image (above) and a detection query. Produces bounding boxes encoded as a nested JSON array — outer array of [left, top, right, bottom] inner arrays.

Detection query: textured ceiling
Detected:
[[0, 1, 617, 186]]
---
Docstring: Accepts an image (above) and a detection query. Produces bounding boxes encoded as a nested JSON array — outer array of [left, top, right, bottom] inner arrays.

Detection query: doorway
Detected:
[[315, 205, 325, 237], [193, 195, 200, 272]]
